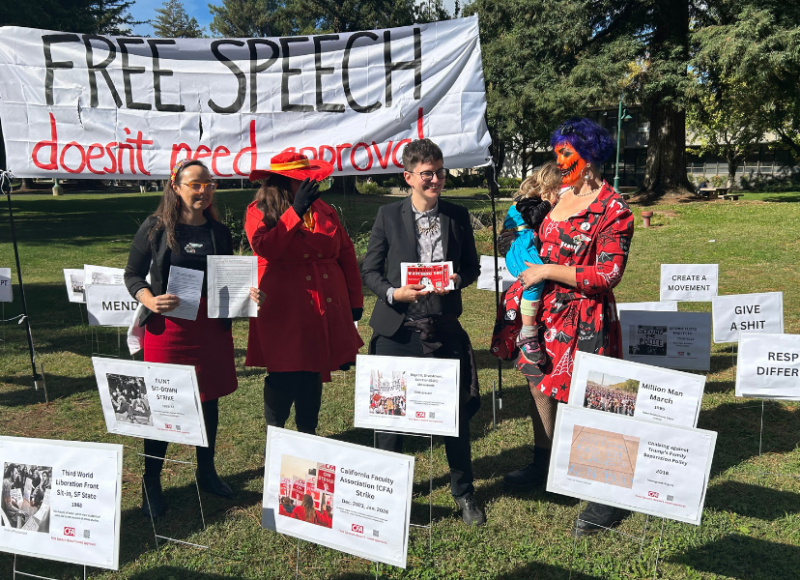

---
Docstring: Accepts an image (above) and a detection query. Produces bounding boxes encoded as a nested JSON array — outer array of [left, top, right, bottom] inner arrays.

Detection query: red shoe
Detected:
[[515, 333, 545, 379]]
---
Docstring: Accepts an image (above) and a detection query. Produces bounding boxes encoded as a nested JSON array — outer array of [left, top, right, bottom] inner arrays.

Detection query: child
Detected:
[[502, 162, 562, 371]]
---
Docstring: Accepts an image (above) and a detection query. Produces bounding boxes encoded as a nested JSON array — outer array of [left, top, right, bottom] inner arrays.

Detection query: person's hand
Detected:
[[292, 178, 322, 218], [433, 274, 458, 295], [521, 262, 549, 289], [147, 293, 180, 313], [352, 307, 363, 321], [498, 231, 517, 256], [250, 287, 266, 311], [392, 284, 428, 303]]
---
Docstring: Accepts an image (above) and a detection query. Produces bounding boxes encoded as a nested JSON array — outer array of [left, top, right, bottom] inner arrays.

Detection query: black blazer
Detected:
[[361, 196, 480, 337]]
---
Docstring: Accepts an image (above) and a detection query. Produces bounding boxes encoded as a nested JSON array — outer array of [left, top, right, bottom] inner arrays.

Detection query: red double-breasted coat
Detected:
[[245, 199, 364, 376]]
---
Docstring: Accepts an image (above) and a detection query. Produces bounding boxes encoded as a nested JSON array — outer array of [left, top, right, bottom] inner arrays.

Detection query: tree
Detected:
[[208, 0, 309, 37], [0, 0, 138, 35], [153, 0, 204, 38]]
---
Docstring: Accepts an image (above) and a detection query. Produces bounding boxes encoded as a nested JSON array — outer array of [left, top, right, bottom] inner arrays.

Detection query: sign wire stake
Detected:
[[651, 518, 666, 579], [12, 554, 85, 580]]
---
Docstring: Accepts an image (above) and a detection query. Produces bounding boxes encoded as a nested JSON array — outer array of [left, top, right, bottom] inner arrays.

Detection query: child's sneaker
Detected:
[[515, 333, 545, 378]]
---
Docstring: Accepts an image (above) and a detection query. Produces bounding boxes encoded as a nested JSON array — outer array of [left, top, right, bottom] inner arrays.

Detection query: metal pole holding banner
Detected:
[[486, 162, 504, 415]]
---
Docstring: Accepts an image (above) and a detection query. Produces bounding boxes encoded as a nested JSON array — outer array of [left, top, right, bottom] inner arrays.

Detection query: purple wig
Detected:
[[550, 117, 616, 166]]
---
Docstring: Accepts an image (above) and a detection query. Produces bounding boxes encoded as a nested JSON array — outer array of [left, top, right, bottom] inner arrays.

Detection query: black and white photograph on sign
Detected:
[[660, 264, 719, 302], [92, 358, 207, 447], [620, 311, 712, 371], [86, 284, 140, 327], [712, 292, 784, 343], [584, 371, 638, 417], [369, 370, 407, 416], [0, 267, 11, 303], [107, 374, 153, 426], [1, 463, 52, 533], [0, 436, 122, 569], [63, 268, 85, 303], [547, 406, 717, 526], [570, 352, 704, 427], [735, 332, 800, 400], [354, 354, 460, 437], [84, 265, 125, 286], [262, 428, 414, 569]]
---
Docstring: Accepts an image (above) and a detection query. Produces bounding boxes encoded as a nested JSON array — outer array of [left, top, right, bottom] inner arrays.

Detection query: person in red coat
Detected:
[[246, 152, 364, 435]]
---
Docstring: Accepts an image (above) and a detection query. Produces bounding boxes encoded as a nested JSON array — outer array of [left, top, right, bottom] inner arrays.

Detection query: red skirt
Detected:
[[144, 298, 238, 402]]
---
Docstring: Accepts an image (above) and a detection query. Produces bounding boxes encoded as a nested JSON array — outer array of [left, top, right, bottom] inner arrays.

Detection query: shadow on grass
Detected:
[[761, 194, 800, 203], [705, 480, 800, 520], [669, 534, 800, 580]]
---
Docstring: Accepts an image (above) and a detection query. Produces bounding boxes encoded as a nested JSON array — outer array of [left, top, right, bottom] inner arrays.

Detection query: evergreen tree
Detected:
[[0, 0, 138, 35], [208, 0, 307, 37], [152, 0, 204, 38]]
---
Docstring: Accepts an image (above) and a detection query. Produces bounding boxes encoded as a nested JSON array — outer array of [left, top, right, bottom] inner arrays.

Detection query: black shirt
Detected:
[[171, 222, 215, 295]]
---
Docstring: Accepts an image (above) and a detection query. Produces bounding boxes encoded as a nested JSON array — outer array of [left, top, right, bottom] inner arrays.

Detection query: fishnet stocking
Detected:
[[529, 387, 558, 449]]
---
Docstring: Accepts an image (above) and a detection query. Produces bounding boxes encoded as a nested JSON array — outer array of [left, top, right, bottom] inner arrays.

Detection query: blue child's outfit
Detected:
[[503, 204, 544, 303]]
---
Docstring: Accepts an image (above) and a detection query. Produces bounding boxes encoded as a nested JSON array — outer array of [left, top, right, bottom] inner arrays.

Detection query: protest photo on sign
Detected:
[[620, 311, 712, 371], [400, 262, 454, 292], [84, 265, 125, 286], [660, 264, 719, 302], [712, 292, 784, 343], [2, 463, 52, 532], [277, 456, 334, 528], [735, 332, 800, 399], [63, 268, 85, 303]]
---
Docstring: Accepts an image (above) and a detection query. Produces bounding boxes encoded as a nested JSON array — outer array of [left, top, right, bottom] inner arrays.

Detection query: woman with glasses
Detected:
[[124, 159, 264, 518]]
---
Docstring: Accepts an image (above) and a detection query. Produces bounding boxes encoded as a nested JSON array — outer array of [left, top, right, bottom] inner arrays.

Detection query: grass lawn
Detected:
[[1, 189, 799, 580]]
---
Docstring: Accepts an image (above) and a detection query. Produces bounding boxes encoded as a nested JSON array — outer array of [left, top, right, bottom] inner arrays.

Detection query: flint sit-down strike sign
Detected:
[[0, 17, 490, 179]]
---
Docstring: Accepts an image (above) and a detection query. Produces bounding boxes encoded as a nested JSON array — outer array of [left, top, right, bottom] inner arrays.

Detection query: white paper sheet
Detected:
[[63, 269, 85, 303], [86, 285, 139, 327], [207, 256, 258, 318], [620, 311, 712, 371], [735, 332, 800, 399], [164, 266, 204, 321], [84, 265, 125, 286], [477, 255, 515, 291], [400, 262, 455, 292], [712, 292, 784, 343], [660, 264, 719, 302], [616, 301, 678, 317], [0, 267, 11, 302]]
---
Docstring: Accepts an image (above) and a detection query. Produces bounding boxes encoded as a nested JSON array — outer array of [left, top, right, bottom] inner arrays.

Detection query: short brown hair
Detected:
[[516, 162, 562, 204], [402, 138, 443, 171]]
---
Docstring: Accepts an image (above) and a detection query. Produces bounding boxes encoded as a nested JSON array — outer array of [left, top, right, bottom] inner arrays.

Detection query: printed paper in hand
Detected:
[[262, 428, 414, 568], [0, 436, 122, 569], [620, 311, 712, 371], [660, 264, 719, 302], [164, 266, 203, 321], [547, 405, 716, 525], [569, 352, 705, 427], [712, 292, 784, 343], [63, 269, 85, 303], [616, 301, 678, 317], [353, 354, 460, 437], [84, 265, 124, 286], [92, 357, 207, 446], [735, 332, 800, 400], [207, 256, 258, 318], [477, 256, 516, 291], [0, 267, 11, 302], [401, 262, 454, 292], [86, 285, 139, 327]]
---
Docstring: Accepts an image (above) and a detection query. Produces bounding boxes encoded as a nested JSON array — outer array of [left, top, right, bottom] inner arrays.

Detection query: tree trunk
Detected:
[[327, 175, 359, 195], [642, 103, 693, 196], [726, 151, 739, 189], [20, 178, 30, 190], [521, 143, 528, 179]]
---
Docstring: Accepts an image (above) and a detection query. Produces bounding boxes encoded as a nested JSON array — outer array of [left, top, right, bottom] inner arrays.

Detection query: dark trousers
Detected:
[[263, 371, 323, 435], [143, 399, 219, 477], [374, 329, 475, 498]]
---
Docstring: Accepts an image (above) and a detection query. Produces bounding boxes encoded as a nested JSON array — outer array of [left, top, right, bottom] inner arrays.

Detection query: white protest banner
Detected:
[[262, 428, 414, 568], [86, 285, 139, 327], [401, 262, 454, 292], [616, 301, 678, 317], [620, 311, 712, 371], [84, 265, 125, 286], [547, 406, 716, 525], [660, 264, 719, 302], [569, 352, 705, 427], [207, 255, 258, 318], [477, 255, 515, 292], [712, 292, 784, 344], [0, 18, 490, 180], [63, 268, 85, 303], [735, 332, 800, 400], [92, 357, 208, 446], [353, 354, 459, 437], [0, 268, 11, 302], [0, 436, 122, 569]]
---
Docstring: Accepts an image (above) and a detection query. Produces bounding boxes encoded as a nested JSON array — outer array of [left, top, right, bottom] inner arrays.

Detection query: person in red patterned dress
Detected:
[[501, 117, 634, 537]]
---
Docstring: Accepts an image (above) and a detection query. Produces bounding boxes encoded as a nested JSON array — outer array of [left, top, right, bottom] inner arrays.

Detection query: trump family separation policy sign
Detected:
[[262, 428, 414, 568], [660, 264, 719, 302], [712, 292, 784, 343], [736, 332, 800, 400], [0, 437, 122, 569], [0, 17, 490, 179]]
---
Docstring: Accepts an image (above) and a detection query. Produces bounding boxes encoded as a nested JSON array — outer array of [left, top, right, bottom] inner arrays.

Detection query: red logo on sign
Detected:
[[351, 524, 364, 534], [648, 491, 659, 498], [64, 527, 76, 537], [416, 411, 425, 418]]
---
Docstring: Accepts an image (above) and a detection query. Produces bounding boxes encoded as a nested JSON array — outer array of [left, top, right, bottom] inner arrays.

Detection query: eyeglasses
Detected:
[[180, 181, 217, 193], [408, 168, 448, 181]]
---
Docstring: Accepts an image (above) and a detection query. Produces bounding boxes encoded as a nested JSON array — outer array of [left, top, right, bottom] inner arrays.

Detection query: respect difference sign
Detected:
[[0, 18, 490, 179]]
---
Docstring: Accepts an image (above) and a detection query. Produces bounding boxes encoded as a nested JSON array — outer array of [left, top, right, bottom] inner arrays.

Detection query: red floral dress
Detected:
[[532, 183, 634, 402]]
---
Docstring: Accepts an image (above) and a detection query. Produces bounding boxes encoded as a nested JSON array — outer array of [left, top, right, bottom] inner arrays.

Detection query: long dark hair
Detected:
[[151, 159, 217, 251], [253, 174, 295, 228], [301, 494, 316, 522]]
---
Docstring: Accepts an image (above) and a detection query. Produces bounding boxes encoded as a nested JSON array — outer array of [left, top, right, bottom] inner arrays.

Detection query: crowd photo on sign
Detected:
[[0, 0, 799, 577]]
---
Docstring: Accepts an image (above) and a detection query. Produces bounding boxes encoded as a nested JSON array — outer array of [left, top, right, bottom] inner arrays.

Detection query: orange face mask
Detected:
[[555, 143, 587, 187]]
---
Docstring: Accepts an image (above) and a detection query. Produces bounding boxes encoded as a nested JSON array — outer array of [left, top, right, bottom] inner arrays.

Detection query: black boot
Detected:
[[571, 502, 630, 537], [142, 475, 166, 519], [503, 446, 551, 491], [453, 493, 486, 526], [196, 466, 233, 498]]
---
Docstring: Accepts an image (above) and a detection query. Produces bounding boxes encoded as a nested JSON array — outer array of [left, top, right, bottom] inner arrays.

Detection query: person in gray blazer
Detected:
[[361, 139, 485, 526]]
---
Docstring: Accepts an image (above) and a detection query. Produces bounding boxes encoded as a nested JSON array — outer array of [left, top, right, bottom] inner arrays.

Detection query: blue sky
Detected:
[[130, 0, 458, 36]]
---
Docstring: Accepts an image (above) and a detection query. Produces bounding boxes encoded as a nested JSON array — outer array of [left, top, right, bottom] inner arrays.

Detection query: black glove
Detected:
[[352, 307, 363, 322], [292, 178, 321, 218]]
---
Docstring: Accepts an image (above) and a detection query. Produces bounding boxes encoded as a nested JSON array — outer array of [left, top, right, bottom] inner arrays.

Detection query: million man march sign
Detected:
[[0, 17, 490, 179]]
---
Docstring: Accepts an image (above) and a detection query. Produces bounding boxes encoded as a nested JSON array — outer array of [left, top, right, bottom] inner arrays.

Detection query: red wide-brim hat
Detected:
[[249, 152, 334, 183]]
